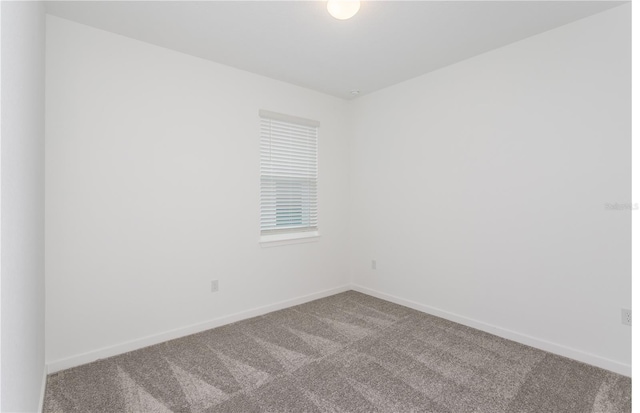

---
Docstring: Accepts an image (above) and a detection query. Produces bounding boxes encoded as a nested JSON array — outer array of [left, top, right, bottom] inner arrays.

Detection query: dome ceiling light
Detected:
[[327, 0, 361, 20]]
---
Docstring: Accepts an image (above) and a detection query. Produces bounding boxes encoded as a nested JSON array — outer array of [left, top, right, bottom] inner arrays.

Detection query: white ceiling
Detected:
[[45, 1, 625, 100]]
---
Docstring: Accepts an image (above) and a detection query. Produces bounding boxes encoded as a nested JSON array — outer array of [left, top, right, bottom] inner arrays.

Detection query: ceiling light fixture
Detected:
[[327, 0, 361, 20]]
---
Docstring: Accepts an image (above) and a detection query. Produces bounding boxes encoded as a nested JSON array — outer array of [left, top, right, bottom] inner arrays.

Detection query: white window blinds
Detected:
[[259, 110, 319, 235]]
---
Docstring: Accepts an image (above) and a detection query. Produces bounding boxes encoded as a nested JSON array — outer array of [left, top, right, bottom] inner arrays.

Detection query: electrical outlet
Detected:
[[372, 260, 377, 270], [211, 280, 219, 293], [621, 308, 631, 326]]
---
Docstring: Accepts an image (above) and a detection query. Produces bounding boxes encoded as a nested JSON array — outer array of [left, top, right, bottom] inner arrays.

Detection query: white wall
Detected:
[[350, 4, 631, 375], [47, 5, 632, 377], [45, 16, 351, 367], [1, 1, 47, 411]]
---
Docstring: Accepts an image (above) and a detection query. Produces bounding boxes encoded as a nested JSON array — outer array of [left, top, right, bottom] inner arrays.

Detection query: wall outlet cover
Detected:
[[621, 308, 631, 326]]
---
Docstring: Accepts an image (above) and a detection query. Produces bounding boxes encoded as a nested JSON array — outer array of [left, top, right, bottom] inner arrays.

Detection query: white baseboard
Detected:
[[47, 284, 351, 374], [351, 284, 631, 377], [47, 283, 631, 377], [38, 365, 48, 413]]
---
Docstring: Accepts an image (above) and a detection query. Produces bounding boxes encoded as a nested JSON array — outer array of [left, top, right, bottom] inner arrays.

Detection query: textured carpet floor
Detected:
[[44, 291, 631, 412]]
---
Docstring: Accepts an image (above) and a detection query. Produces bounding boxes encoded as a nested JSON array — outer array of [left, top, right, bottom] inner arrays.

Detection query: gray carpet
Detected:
[[44, 291, 631, 412]]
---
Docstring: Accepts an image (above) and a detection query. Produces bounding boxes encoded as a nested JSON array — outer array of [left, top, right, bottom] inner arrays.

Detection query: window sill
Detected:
[[259, 231, 320, 248]]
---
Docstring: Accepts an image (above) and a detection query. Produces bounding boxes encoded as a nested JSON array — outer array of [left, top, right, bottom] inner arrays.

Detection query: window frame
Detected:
[[258, 110, 320, 246]]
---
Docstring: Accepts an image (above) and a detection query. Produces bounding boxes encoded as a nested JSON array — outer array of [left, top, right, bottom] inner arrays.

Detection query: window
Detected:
[[259, 110, 319, 242]]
